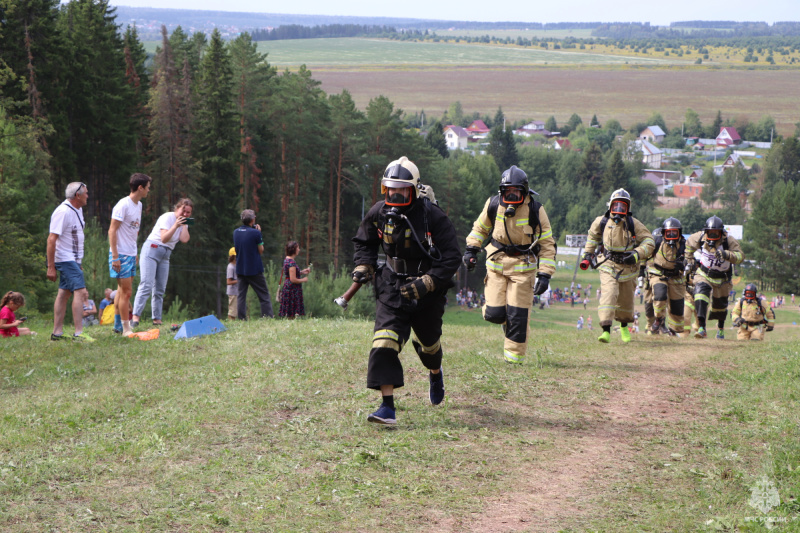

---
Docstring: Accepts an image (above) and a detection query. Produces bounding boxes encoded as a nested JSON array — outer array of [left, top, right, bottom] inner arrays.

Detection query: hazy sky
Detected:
[[107, 0, 798, 25]]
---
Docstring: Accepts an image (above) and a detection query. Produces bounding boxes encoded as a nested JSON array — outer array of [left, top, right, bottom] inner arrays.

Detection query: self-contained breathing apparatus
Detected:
[[580, 189, 638, 271]]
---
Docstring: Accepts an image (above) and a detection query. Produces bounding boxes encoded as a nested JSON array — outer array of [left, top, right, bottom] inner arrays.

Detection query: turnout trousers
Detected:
[[482, 267, 536, 364], [643, 282, 655, 330], [367, 294, 445, 390], [737, 324, 765, 341], [598, 269, 636, 327], [683, 291, 698, 337], [693, 272, 732, 328], [648, 274, 685, 333]]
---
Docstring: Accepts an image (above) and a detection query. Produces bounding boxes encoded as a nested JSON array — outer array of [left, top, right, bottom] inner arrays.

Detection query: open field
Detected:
[[311, 67, 800, 136], [3, 262, 800, 531]]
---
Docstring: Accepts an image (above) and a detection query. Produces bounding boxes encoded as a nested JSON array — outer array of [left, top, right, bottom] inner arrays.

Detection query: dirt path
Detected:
[[462, 343, 714, 532]]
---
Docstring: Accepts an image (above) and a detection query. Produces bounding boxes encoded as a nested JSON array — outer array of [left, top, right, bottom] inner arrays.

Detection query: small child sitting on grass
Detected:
[[0, 291, 34, 337]]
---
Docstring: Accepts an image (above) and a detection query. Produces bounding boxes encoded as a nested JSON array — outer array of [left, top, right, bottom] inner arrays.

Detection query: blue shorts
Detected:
[[109, 253, 137, 279], [55, 261, 86, 292]]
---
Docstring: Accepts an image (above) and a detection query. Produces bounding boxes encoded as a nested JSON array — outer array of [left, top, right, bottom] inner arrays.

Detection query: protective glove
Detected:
[[622, 251, 639, 265], [715, 249, 731, 262], [579, 253, 592, 271], [400, 274, 435, 300], [732, 317, 744, 327], [533, 273, 550, 296], [352, 264, 374, 284], [766, 325, 774, 332], [463, 246, 480, 272]]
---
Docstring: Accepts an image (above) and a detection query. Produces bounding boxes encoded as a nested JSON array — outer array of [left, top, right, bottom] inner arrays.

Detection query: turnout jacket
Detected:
[[465, 195, 557, 276], [731, 298, 775, 327], [684, 231, 744, 284], [647, 239, 685, 279], [353, 199, 461, 308], [583, 214, 654, 282]]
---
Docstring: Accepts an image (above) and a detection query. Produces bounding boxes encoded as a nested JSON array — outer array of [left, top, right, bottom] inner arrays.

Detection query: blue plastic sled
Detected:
[[173, 315, 227, 339]]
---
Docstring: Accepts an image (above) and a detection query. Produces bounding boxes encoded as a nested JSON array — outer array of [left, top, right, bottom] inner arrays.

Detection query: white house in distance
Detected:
[[716, 127, 741, 148], [513, 120, 552, 138], [639, 125, 666, 144], [641, 169, 682, 195], [444, 125, 468, 150], [635, 139, 663, 169]]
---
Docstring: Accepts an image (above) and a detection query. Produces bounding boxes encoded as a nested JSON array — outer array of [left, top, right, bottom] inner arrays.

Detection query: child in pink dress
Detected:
[[0, 292, 34, 337]]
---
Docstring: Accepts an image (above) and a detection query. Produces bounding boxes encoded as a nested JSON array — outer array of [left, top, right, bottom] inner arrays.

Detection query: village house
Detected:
[[716, 127, 741, 148], [635, 139, 663, 169], [553, 139, 572, 151], [674, 181, 705, 199], [639, 125, 666, 144], [713, 152, 747, 175], [513, 120, 553, 138], [466, 120, 490, 138], [443, 125, 468, 150]]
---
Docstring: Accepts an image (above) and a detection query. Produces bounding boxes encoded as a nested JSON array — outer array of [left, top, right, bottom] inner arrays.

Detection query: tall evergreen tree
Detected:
[[327, 90, 367, 269], [425, 121, 448, 158], [193, 29, 238, 252], [488, 107, 518, 171], [600, 148, 628, 194], [744, 180, 800, 293], [146, 25, 196, 216], [579, 142, 604, 194], [229, 32, 276, 212], [51, 0, 138, 222]]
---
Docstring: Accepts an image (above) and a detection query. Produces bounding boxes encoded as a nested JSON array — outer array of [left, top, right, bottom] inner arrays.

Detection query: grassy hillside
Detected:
[[2, 262, 799, 530]]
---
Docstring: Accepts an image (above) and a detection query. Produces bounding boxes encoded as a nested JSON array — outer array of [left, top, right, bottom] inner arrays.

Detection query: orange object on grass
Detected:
[[129, 328, 160, 341]]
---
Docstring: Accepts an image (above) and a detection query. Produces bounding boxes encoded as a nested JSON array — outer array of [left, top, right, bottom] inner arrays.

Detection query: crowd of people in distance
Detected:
[[456, 288, 484, 309]]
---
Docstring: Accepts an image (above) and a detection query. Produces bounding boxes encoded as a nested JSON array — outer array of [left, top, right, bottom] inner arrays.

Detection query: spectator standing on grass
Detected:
[[131, 198, 192, 327], [109, 173, 151, 336], [279, 240, 310, 319], [47, 182, 94, 342], [0, 292, 34, 337], [226, 248, 238, 320], [234, 209, 273, 319], [587, 316, 593, 330], [577, 315, 584, 330]]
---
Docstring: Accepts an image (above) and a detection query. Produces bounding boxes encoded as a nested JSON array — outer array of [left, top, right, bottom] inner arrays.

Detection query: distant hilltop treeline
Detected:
[[112, 7, 800, 39]]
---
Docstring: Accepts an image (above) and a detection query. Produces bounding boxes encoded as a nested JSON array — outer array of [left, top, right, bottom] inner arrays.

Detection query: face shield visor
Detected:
[[610, 200, 629, 217], [501, 186, 525, 205], [744, 287, 757, 300], [705, 228, 722, 241], [385, 185, 413, 207], [664, 228, 681, 242]]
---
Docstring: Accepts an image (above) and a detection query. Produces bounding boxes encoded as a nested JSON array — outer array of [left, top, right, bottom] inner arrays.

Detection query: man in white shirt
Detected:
[[108, 173, 151, 336], [46, 182, 94, 342]]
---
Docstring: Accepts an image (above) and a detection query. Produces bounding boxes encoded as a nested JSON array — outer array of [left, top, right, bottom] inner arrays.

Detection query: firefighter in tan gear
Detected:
[[682, 252, 700, 337], [580, 189, 654, 343], [684, 216, 744, 339], [463, 166, 556, 364], [731, 284, 775, 341], [641, 228, 660, 335], [647, 217, 687, 336]]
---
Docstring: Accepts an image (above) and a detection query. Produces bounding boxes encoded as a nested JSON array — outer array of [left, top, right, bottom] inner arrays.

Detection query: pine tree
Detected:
[[193, 29, 239, 250], [600, 149, 628, 194], [51, 0, 139, 222], [425, 121, 448, 158], [146, 25, 196, 216], [229, 32, 276, 212], [328, 90, 367, 269]]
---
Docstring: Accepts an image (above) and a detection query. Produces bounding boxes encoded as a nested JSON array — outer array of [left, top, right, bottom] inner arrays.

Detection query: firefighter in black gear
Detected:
[[685, 215, 744, 339], [352, 156, 461, 425], [647, 217, 687, 336]]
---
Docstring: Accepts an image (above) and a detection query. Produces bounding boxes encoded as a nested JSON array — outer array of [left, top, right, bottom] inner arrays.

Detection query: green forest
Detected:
[[1, 0, 799, 319]]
